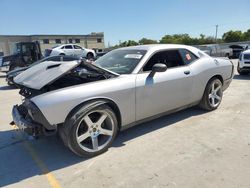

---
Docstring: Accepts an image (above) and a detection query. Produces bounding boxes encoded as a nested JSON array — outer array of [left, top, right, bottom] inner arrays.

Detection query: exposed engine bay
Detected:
[[17, 60, 117, 99]]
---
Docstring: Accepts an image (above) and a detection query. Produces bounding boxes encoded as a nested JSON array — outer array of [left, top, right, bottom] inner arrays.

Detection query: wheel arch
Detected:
[[208, 74, 224, 85], [199, 74, 224, 102], [86, 52, 94, 57], [64, 98, 122, 130]]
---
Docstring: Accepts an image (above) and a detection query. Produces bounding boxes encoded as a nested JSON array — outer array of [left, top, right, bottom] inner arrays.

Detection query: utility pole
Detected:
[[215, 24, 218, 43]]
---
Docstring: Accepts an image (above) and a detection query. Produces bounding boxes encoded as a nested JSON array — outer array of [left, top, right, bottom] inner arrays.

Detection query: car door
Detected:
[[62, 45, 74, 56], [73, 45, 84, 57], [135, 49, 194, 121]]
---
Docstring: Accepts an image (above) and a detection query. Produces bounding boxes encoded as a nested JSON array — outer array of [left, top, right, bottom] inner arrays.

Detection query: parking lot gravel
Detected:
[[0, 60, 250, 188]]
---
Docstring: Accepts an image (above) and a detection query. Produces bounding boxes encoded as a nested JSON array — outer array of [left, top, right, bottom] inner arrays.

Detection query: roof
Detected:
[[117, 44, 197, 51], [114, 44, 205, 58]]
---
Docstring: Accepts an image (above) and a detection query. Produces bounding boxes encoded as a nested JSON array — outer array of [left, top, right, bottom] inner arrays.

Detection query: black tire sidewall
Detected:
[[201, 78, 223, 111], [66, 104, 118, 157], [87, 53, 94, 59]]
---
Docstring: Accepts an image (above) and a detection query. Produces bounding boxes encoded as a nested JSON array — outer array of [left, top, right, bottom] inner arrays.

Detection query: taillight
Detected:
[[230, 60, 234, 78]]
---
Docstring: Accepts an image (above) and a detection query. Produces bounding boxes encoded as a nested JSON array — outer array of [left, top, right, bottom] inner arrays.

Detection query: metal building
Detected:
[[0, 32, 105, 56]]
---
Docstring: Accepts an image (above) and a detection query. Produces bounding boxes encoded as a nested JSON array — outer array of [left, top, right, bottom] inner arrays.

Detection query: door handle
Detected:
[[184, 70, 190, 75]]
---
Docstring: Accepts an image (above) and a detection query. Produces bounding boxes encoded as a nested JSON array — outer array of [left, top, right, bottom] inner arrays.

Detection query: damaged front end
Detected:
[[11, 59, 119, 138], [11, 99, 57, 138]]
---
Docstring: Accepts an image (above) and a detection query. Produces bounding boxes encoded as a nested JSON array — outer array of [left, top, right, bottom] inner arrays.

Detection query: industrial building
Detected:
[[0, 32, 105, 56]]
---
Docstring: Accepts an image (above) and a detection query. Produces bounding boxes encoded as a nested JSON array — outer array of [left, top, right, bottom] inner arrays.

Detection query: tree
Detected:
[[243, 29, 250, 41], [222, 30, 244, 42], [139, 38, 158, 45], [160, 34, 197, 45], [118, 40, 138, 47]]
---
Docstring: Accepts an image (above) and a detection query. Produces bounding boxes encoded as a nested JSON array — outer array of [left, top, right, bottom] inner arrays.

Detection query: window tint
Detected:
[[97, 38, 102, 43], [179, 49, 198, 64], [143, 50, 184, 71], [74, 45, 82, 49], [64, 45, 73, 49]]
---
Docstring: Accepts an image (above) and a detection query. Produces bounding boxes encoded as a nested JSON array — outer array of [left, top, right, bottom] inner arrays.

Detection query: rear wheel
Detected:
[[199, 78, 223, 111], [86, 52, 94, 59], [59, 104, 118, 157]]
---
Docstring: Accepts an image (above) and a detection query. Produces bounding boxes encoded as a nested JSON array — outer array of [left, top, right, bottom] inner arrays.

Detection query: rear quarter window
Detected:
[[179, 49, 198, 65]]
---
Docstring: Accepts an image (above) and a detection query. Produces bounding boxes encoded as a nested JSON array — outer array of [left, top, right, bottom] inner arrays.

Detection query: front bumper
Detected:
[[0, 65, 10, 72], [239, 60, 250, 69], [6, 75, 14, 85], [12, 105, 41, 136]]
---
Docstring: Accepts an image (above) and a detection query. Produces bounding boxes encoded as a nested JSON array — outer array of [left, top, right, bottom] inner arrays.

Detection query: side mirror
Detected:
[[149, 63, 167, 77]]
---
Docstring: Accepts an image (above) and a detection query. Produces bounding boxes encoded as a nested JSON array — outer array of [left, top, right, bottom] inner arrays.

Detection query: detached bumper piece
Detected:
[[11, 105, 42, 137]]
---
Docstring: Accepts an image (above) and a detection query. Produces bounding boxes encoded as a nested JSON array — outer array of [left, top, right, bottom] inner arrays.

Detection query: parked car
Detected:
[[11, 44, 234, 157], [237, 49, 250, 75], [0, 41, 42, 72], [45, 44, 96, 59], [197, 44, 233, 58], [6, 55, 79, 86], [96, 51, 108, 59]]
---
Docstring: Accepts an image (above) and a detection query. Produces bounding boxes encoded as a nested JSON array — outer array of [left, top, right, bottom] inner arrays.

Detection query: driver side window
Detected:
[[143, 50, 184, 72]]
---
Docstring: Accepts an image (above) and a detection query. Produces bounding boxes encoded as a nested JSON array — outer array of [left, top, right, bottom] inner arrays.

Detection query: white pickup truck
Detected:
[[198, 44, 233, 58]]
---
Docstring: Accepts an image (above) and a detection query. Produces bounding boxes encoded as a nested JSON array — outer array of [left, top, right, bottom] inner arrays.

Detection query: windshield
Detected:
[[95, 49, 147, 74], [15, 43, 22, 54]]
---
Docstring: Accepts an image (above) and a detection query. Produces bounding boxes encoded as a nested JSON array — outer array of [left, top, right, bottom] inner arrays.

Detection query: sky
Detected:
[[0, 0, 250, 46]]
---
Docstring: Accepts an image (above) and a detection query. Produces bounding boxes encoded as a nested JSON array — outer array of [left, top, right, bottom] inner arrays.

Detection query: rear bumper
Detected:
[[223, 61, 234, 91], [223, 78, 232, 91]]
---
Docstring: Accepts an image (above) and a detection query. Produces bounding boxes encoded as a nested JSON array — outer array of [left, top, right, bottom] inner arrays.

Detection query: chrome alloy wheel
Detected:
[[208, 81, 222, 108], [76, 110, 115, 153]]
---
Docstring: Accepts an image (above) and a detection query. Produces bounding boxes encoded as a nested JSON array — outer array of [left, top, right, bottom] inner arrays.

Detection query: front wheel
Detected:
[[59, 104, 118, 157], [237, 63, 249, 75], [199, 78, 223, 111]]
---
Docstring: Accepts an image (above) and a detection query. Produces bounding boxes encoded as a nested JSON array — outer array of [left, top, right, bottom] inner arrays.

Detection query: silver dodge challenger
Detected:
[[11, 44, 234, 156]]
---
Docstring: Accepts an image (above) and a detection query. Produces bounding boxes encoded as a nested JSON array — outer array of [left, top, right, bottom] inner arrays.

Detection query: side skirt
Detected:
[[120, 101, 200, 131]]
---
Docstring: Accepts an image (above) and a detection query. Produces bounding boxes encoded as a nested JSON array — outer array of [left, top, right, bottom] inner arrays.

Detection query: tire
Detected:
[[59, 53, 65, 56], [237, 64, 248, 75], [59, 104, 118, 157], [86, 52, 94, 59], [238, 71, 248, 75], [199, 78, 223, 111]]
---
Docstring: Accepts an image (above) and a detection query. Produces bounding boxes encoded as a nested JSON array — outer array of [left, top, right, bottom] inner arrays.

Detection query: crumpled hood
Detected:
[[13, 59, 119, 90], [14, 60, 81, 90]]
